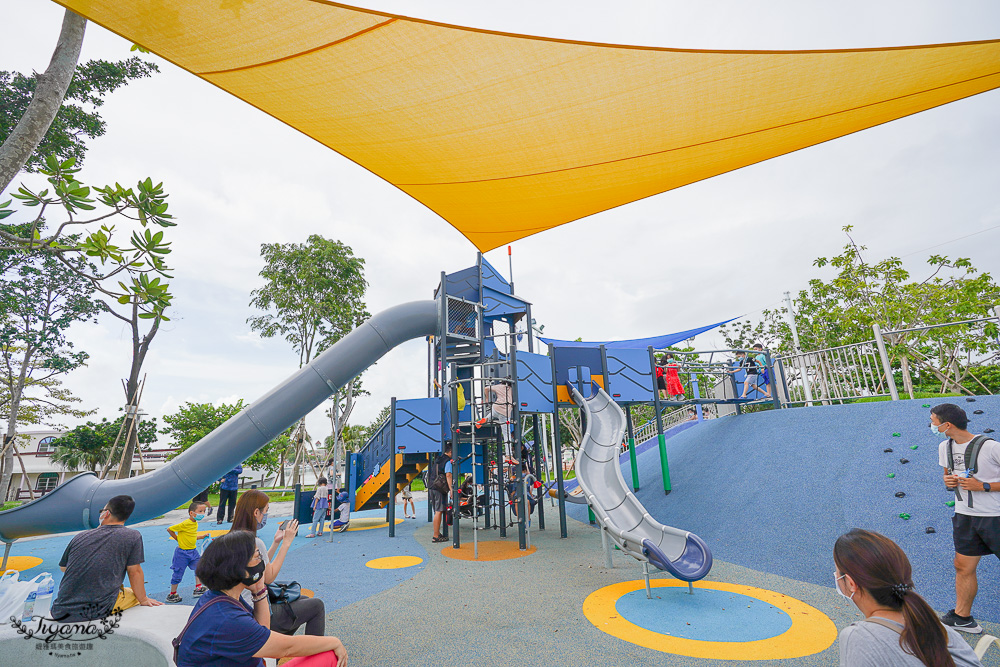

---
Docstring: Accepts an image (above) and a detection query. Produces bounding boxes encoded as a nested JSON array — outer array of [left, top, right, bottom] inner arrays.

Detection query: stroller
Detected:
[[457, 480, 486, 519]]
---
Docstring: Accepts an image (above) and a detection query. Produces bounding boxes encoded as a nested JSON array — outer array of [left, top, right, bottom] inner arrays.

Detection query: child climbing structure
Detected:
[[343, 255, 742, 588]]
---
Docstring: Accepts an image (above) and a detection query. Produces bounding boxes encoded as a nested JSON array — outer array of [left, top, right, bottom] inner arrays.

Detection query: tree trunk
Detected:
[[290, 418, 306, 487], [115, 311, 159, 480], [0, 9, 86, 193], [0, 355, 33, 502], [900, 355, 915, 400]]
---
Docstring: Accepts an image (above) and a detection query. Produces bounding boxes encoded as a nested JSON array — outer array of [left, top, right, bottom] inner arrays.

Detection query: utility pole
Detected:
[[784, 291, 814, 405]]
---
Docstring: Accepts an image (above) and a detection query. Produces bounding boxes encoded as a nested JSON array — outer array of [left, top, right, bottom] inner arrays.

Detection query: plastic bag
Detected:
[[0, 570, 50, 622]]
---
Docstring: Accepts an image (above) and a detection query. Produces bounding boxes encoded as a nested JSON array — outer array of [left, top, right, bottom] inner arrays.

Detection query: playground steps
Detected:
[[355, 453, 430, 512]]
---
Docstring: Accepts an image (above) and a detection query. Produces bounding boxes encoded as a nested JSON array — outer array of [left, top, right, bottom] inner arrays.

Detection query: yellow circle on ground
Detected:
[[582, 580, 836, 660], [441, 540, 537, 561], [196, 529, 230, 539], [1, 556, 43, 572], [366, 556, 424, 569], [299, 587, 314, 598]]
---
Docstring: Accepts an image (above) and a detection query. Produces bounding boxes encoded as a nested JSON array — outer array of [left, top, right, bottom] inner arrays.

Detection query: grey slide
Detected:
[[569, 383, 713, 582], [0, 300, 440, 542]]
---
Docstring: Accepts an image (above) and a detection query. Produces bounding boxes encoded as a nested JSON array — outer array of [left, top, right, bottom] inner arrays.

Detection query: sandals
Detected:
[[305, 534, 316, 538], [432, 537, 448, 543]]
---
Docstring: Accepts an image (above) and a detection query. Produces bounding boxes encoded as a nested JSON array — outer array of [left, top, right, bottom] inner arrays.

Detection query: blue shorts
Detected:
[[170, 547, 200, 585]]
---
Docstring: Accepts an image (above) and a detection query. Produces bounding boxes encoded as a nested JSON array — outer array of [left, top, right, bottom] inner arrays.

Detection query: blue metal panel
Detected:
[[606, 348, 656, 402], [553, 346, 604, 386], [394, 397, 444, 454], [480, 258, 511, 295], [516, 351, 555, 413], [482, 286, 528, 321], [440, 265, 479, 301]]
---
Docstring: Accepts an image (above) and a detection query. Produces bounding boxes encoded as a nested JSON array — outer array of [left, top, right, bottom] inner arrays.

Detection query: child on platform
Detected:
[[306, 477, 329, 538], [331, 490, 351, 533], [166, 501, 208, 602]]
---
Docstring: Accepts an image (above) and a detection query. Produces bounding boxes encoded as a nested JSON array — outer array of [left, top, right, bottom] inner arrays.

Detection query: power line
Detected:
[[900, 223, 1000, 259]]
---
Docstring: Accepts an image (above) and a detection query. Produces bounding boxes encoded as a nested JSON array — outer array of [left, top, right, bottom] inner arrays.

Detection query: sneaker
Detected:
[[192, 585, 207, 597], [941, 609, 982, 634], [335, 523, 349, 533], [165, 593, 182, 603]]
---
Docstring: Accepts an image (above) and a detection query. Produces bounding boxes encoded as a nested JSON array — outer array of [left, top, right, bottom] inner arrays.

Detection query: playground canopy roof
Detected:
[[541, 318, 736, 350], [54, 1, 1000, 251]]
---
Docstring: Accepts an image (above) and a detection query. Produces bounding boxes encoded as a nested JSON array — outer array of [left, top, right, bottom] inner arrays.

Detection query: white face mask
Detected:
[[835, 572, 855, 601], [930, 422, 945, 437]]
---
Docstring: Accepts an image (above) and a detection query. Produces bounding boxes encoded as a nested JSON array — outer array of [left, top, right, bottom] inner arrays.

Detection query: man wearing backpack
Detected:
[[933, 403, 1000, 634], [428, 442, 453, 544]]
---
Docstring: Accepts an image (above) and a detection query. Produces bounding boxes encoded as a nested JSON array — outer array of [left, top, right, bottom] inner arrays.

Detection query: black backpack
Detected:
[[428, 453, 451, 493], [948, 434, 994, 509]]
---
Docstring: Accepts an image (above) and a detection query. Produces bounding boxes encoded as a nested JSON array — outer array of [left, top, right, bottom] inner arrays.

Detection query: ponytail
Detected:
[[834, 529, 955, 667], [898, 591, 954, 667]]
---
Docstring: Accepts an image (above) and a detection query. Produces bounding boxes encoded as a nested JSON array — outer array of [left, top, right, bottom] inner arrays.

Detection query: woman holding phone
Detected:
[[231, 490, 327, 636]]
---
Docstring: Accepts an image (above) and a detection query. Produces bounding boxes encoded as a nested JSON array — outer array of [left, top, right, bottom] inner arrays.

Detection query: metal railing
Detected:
[[774, 316, 999, 406], [631, 406, 695, 445]]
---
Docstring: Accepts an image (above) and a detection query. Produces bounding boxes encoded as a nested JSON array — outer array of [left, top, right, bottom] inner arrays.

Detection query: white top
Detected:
[[839, 618, 982, 667], [938, 435, 1000, 516], [240, 536, 272, 608]]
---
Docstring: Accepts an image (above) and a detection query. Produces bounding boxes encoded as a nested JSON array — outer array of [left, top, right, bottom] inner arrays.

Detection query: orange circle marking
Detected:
[[299, 587, 314, 598], [1, 556, 43, 572], [366, 556, 423, 569], [441, 540, 537, 561]]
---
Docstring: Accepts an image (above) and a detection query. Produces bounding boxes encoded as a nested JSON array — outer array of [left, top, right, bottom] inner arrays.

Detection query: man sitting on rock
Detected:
[[50, 494, 162, 621]]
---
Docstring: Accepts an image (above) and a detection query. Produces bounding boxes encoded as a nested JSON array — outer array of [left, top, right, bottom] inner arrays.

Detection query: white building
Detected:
[[6, 430, 178, 502]]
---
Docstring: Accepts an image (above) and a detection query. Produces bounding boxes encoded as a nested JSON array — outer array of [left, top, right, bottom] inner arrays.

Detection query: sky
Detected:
[[2, 0, 999, 449]]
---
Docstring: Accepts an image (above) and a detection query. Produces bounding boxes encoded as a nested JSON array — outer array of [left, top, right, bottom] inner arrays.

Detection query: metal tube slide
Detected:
[[568, 383, 712, 582], [0, 300, 440, 542]]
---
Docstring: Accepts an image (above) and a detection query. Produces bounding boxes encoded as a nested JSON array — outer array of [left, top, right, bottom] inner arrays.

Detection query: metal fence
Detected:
[[774, 316, 999, 406]]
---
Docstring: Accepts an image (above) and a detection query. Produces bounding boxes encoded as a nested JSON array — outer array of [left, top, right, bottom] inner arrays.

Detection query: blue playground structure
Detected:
[[0, 254, 776, 591]]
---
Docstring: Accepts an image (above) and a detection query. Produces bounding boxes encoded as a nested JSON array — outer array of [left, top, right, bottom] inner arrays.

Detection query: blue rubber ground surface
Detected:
[[568, 396, 1000, 623], [7, 505, 428, 607]]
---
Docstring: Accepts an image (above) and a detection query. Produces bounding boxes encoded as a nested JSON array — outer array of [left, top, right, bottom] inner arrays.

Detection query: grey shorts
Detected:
[[429, 489, 447, 513]]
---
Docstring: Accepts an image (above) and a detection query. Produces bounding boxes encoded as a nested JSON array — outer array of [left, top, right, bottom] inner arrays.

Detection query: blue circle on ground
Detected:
[[615, 588, 793, 642]]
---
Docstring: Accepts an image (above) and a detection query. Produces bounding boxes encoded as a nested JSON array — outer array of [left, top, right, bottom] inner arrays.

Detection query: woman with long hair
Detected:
[[176, 530, 345, 667], [834, 529, 982, 666], [231, 490, 327, 636]]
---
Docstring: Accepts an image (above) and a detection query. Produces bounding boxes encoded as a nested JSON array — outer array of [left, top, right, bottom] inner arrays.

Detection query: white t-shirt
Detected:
[[938, 435, 1000, 517], [240, 536, 272, 608], [839, 619, 982, 667]]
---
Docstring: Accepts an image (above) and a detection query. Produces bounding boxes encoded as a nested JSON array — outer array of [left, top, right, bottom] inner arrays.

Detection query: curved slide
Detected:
[[569, 383, 712, 582], [0, 300, 441, 542]]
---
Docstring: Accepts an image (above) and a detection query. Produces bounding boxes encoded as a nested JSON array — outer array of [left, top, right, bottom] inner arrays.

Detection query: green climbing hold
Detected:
[[892, 432, 901, 437], [946, 501, 956, 507], [887, 473, 896, 478], [910, 445, 919, 450], [922, 404, 931, 408], [899, 513, 911, 520]]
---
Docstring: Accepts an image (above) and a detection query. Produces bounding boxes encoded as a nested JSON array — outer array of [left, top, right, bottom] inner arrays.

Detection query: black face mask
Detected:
[[242, 560, 266, 587]]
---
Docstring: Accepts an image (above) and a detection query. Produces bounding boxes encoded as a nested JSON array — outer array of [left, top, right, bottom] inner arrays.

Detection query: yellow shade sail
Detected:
[[54, 1, 1000, 251]]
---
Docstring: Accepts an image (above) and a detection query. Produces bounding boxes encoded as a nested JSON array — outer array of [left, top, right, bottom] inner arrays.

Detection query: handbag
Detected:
[[266, 581, 301, 627], [266, 581, 301, 605]]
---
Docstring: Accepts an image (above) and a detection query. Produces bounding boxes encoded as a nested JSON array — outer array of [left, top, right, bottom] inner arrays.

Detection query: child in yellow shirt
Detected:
[[165, 501, 207, 603]]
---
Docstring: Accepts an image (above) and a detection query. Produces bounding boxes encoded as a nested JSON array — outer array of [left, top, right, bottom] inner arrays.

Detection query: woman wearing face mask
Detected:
[[231, 490, 327, 636], [834, 529, 982, 667], [177, 530, 346, 667]]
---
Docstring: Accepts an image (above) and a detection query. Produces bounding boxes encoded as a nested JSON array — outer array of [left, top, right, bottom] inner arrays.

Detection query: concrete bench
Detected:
[[0, 603, 193, 666]]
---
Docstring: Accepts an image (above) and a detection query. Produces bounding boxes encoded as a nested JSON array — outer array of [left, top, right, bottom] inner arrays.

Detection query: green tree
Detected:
[[1, 56, 157, 177], [0, 252, 103, 500], [0, 156, 177, 480], [720, 226, 1000, 399], [248, 235, 369, 486], [162, 400, 284, 475], [49, 415, 158, 474]]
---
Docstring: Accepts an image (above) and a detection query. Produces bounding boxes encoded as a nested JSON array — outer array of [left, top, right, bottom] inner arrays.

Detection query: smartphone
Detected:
[[279, 520, 289, 530]]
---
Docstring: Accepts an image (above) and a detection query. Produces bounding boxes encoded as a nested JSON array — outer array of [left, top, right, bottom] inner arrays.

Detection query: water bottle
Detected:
[[33, 575, 54, 619], [22, 590, 36, 622]]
